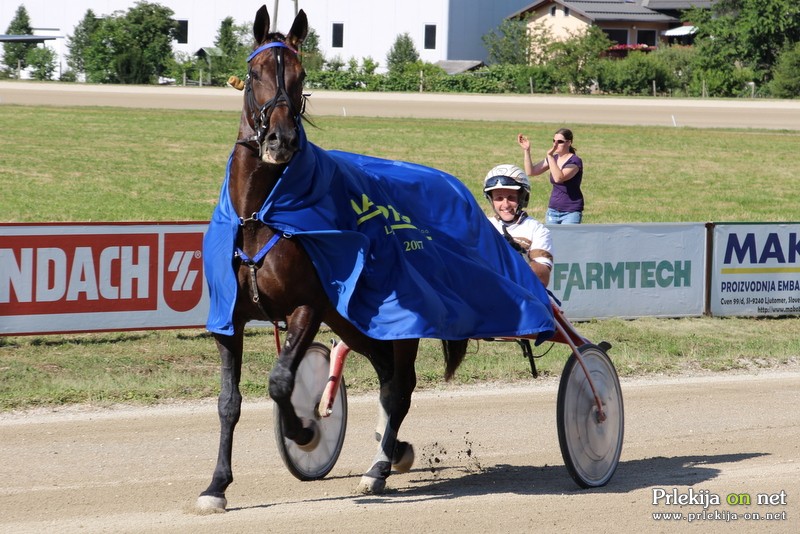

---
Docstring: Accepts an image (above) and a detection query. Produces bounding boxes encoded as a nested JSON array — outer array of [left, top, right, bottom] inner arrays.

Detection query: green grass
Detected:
[[1, 103, 799, 410], [3, 105, 800, 223], [3, 317, 798, 410]]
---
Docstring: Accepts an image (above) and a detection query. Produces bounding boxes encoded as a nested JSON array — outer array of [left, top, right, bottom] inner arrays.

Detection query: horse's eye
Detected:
[[250, 69, 261, 82]]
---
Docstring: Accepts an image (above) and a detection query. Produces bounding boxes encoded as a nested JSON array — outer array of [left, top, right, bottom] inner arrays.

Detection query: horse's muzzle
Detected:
[[263, 131, 299, 164]]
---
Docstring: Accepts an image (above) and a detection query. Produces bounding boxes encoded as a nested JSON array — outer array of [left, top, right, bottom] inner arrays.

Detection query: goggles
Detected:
[[484, 175, 523, 191]]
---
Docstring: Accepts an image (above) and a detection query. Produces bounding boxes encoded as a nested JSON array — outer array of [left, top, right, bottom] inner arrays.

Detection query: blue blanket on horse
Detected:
[[204, 127, 555, 342]]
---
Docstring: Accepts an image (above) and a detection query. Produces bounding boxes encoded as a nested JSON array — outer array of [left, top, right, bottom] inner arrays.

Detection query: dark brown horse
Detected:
[[196, 6, 468, 512]]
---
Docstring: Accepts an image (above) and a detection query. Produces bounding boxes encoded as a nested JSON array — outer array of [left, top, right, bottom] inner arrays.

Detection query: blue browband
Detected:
[[247, 41, 295, 62]]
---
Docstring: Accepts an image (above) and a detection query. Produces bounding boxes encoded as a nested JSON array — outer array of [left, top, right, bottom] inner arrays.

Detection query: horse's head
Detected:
[[241, 6, 308, 165]]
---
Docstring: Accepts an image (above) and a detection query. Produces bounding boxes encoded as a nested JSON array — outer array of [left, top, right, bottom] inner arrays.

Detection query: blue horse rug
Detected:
[[204, 126, 555, 342]]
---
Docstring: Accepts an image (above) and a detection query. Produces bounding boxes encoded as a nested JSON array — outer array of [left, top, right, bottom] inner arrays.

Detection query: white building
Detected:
[[0, 0, 531, 77]]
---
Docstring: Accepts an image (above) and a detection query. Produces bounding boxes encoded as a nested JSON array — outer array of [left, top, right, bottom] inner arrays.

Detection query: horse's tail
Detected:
[[442, 339, 469, 381]]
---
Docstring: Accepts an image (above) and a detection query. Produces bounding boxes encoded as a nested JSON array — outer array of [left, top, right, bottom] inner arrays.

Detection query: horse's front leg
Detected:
[[269, 306, 322, 447], [196, 331, 244, 513], [358, 338, 419, 494]]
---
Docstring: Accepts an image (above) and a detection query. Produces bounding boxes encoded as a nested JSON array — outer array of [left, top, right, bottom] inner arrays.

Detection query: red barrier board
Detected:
[[1, 222, 209, 335]]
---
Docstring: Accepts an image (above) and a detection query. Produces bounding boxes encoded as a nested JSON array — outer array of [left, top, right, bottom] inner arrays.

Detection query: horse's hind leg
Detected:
[[372, 384, 416, 473], [358, 338, 419, 494], [197, 331, 244, 513]]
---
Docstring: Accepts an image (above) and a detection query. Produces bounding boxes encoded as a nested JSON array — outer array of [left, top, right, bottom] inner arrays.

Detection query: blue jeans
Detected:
[[546, 208, 582, 224]]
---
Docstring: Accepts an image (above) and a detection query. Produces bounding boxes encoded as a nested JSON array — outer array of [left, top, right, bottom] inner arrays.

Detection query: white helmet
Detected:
[[483, 164, 530, 210]]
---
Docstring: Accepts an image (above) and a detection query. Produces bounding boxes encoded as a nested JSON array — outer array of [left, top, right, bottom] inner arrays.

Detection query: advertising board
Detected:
[[710, 223, 800, 317], [548, 223, 706, 320], [5, 221, 797, 335], [1, 222, 208, 335]]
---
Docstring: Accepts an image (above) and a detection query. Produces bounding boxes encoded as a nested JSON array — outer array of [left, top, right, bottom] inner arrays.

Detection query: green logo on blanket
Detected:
[[351, 193, 430, 238]]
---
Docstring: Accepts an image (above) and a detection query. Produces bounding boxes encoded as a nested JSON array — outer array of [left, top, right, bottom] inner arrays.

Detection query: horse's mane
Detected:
[[260, 32, 287, 44]]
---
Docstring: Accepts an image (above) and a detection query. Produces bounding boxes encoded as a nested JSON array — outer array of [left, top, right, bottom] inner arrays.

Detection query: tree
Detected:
[[124, 1, 178, 80], [26, 46, 57, 80], [361, 56, 378, 75], [66, 9, 100, 77], [115, 48, 149, 84], [301, 27, 324, 72], [2, 5, 34, 75], [721, 0, 800, 73], [650, 45, 698, 96], [326, 55, 345, 72], [689, 0, 800, 84], [83, 1, 178, 84], [386, 33, 419, 73], [483, 16, 555, 66], [483, 17, 533, 65], [210, 16, 249, 85], [549, 26, 611, 93], [168, 51, 200, 85], [771, 42, 800, 98], [82, 15, 123, 83], [215, 17, 240, 57]]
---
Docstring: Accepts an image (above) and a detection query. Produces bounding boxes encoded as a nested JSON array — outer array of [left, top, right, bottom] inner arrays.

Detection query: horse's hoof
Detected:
[[296, 419, 320, 452], [357, 475, 386, 494], [392, 442, 415, 473], [196, 494, 227, 514]]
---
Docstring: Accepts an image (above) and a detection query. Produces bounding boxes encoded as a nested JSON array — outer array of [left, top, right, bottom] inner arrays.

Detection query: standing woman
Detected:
[[517, 128, 584, 224]]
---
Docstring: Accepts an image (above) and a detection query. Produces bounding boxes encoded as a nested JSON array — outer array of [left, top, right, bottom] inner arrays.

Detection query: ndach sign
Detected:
[[0, 222, 208, 335]]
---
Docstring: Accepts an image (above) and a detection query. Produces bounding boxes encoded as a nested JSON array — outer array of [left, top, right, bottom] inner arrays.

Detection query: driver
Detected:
[[483, 164, 554, 287]]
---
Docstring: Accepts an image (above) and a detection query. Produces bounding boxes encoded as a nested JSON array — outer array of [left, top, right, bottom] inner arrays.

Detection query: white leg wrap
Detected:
[[195, 494, 227, 514], [357, 475, 386, 494]]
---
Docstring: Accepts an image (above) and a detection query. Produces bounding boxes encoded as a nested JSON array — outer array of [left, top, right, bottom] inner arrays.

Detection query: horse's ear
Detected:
[[287, 9, 308, 50], [253, 5, 270, 44]]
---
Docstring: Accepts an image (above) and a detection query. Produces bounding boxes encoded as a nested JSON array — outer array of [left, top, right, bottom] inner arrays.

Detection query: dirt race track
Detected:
[[1, 84, 799, 533], [1, 371, 798, 533]]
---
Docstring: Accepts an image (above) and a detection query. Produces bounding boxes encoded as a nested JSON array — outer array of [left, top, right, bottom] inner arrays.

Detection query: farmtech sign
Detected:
[[548, 223, 706, 320]]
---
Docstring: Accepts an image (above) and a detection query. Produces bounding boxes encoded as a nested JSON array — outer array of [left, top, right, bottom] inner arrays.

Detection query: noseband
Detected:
[[237, 41, 306, 159]]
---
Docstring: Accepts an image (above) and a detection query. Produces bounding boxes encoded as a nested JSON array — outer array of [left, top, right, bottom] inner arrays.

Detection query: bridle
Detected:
[[236, 41, 306, 159], [231, 40, 310, 324]]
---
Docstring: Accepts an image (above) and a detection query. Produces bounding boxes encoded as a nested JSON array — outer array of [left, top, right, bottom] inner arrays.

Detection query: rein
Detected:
[[236, 41, 305, 159]]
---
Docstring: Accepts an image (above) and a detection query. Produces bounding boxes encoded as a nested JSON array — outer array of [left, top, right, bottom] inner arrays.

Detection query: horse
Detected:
[[196, 6, 470, 512]]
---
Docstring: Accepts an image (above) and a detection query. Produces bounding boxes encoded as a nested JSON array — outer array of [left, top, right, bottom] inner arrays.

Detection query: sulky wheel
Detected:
[[556, 343, 624, 488], [273, 342, 348, 480]]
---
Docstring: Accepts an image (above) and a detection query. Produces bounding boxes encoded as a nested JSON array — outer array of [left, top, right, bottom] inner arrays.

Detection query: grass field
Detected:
[[1, 103, 799, 410], [3, 105, 800, 223]]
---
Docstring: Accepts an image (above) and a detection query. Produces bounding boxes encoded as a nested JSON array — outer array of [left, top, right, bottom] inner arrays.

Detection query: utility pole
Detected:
[[271, 0, 298, 31]]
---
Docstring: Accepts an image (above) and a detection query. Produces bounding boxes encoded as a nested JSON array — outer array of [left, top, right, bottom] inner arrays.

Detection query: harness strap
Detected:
[[247, 264, 261, 303], [235, 233, 282, 305], [273, 322, 280, 352], [248, 41, 295, 62], [235, 137, 260, 155], [235, 232, 281, 265]]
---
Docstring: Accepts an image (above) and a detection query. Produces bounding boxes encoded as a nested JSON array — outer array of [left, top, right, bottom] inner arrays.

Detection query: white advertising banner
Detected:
[[1, 222, 209, 335], [12, 221, 791, 334], [710, 223, 800, 317], [548, 223, 706, 320]]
